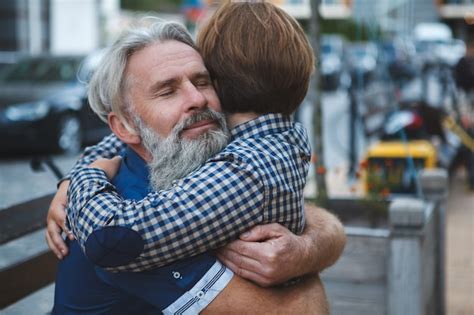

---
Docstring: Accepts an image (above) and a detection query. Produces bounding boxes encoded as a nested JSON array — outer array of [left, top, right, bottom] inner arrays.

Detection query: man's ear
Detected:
[[108, 112, 141, 145]]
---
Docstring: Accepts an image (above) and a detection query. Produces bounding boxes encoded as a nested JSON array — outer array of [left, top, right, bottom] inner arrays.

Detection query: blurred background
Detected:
[[0, 0, 472, 314]]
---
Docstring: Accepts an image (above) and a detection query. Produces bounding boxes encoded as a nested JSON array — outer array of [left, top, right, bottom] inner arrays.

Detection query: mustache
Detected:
[[174, 109, 226, 137]]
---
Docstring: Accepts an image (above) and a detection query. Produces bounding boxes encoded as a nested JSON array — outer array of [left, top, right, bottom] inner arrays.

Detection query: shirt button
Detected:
[[173, 271, 181, 279], [151, 199, 159, 207], [197, 291, 205, 299]]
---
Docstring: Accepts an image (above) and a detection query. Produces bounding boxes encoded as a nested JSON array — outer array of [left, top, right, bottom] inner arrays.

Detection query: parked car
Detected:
[[0, 52, 110, 155], [0, 51, 23, 72], [413, 22, 466, 67]]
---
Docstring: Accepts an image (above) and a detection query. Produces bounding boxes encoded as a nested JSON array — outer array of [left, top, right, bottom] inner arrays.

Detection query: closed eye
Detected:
[[195, 79, 211, 88], [192, 72, 212, 89], [158, 89, 175, 97]]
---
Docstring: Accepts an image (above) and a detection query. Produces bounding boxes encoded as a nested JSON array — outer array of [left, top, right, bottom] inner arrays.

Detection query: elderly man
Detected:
[[48, 2, 346, 314]]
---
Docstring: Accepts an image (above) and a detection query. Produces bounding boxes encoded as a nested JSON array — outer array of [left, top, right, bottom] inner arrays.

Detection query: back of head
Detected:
[[88, 19, 195, 127], [197, 0, 315, 116]]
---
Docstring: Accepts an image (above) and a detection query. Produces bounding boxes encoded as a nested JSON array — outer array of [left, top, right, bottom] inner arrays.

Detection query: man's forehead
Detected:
[[128, 40, 207, 81]]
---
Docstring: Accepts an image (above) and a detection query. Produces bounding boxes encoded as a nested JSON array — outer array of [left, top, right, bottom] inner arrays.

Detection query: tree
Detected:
[[121, 0, 182, 13]]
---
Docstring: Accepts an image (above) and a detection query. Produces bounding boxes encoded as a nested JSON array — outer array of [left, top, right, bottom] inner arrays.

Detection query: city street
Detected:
[[2, 0, 474, 313], [1, 84, 472, 315], [0, 87, 368, 209], [0, 75, 448, 206]]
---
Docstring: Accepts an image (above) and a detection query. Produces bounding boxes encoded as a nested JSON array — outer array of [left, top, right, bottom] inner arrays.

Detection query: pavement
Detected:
[[446, 168, 474, 315], [0, 154, 79, 210]]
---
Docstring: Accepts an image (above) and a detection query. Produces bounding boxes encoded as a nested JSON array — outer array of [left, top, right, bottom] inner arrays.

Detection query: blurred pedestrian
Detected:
[[454, 40, 474, 189], [454, 40, 474, 95]]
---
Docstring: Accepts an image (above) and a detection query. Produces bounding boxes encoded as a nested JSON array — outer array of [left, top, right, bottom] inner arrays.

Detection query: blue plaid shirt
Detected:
[[67, 113, 311, 272]]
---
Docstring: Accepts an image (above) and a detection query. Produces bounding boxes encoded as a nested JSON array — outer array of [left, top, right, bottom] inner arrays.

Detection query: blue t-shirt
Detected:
[[53, 147, 219, 314]]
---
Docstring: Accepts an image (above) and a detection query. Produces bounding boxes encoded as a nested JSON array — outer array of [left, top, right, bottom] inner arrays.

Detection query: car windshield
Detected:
[[0, 57, 82, 83]]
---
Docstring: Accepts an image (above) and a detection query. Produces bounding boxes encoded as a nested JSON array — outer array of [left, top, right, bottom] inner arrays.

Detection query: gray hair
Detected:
[[135, 108, 229, 190], [87, 18, 196, 128]]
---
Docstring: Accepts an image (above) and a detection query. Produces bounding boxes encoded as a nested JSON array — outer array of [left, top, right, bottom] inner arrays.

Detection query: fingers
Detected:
[[46, 185, 71, 258], [224, 239, 272, 260], [239, 223, 285, 242], [62, 222, 75, 241], [217, 246, 261, 272], [45, 230, 60, 259], [67, 229, 75, 241], [109, 156, 122, 170], [46, 221, 68, 259], [89, 156, 122, 179], [218, 242, 281, 282], [219, 237, 296, 286], [216, 251, 273, 287], [57, 215, 75, 241]]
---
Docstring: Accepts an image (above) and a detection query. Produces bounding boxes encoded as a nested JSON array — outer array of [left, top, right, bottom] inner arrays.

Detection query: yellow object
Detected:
[[366, 140, 437, 167], [363, 140, 437, 194], [443, 116, 474, 151]]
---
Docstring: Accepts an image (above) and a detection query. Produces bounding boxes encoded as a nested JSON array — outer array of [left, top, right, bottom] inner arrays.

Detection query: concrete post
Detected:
[[388, 198, 426, 315], [420, 168, 448, 202], [420, 168, 448, 315]]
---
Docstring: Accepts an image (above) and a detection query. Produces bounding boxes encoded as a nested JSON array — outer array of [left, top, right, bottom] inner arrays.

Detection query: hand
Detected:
[[45, 180, 73, 259], [88, 156, 121, 180], [216, 223, 308, 287]]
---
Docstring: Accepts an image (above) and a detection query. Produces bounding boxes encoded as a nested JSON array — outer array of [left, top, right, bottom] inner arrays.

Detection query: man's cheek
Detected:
[[208, 95, 222, 111]]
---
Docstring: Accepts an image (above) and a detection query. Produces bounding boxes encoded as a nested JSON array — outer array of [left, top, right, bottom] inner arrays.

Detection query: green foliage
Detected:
[[121, 0, 182, 13], [300, 18, 383, 42], [321, 19, 383, 42]]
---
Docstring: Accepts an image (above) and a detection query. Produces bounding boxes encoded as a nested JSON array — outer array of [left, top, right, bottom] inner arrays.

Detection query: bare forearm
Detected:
[[217, 205, 346, 286], [301, 205, 346, 273], [203, 274, 328, 314]]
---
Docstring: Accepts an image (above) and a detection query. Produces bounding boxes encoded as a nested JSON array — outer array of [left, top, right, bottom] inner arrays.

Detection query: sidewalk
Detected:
[[308, 165, 473, 314], [446, 169, 474, 315]]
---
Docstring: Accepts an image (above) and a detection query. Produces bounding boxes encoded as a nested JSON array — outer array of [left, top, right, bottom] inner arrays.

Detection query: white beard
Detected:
[[134, 109, 229, 190]]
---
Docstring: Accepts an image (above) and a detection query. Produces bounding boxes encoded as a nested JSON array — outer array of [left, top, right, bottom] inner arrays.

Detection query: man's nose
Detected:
[[183, 83, 207, 112]]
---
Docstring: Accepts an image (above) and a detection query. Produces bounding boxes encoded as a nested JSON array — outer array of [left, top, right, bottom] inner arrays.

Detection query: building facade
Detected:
[[436, 0, 474, 40], [0, 0, 119, 55]]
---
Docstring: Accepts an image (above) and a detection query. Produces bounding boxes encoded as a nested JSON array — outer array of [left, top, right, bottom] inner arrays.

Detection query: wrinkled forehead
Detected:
[[126, 40, 207, 88]]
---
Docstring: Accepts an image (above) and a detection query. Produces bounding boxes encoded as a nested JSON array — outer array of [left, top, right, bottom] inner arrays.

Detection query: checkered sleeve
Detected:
[[66, 156, 266, 272], [61, 134, 126, 182]]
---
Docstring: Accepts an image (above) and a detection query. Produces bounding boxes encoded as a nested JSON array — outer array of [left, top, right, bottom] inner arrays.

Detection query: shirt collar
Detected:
[[230, 113, 293, 140]]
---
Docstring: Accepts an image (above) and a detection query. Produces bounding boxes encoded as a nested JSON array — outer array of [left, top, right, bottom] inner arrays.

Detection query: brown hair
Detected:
[[197, 1, 315, 115]]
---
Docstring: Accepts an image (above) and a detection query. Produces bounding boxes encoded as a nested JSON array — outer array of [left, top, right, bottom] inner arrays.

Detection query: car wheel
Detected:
[[57, 115, 82, 154]]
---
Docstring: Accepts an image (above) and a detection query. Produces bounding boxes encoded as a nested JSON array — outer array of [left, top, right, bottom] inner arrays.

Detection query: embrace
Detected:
[[46, 1, 346, 314]]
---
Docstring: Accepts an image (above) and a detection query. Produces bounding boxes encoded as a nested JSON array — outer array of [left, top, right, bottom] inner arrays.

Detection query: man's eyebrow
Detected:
[[190, 71, 211, 81]]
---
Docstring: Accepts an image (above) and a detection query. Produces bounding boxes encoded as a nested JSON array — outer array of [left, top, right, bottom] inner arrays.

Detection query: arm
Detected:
[[67, 154, 305, 271], [68, 133, 126, 174], [203, 274, 328, 314], [45, 134, 125, 258], [67, 157, 287, 272], [300, 205, 346, 272], [217, 205, 346, 286]]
